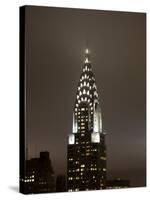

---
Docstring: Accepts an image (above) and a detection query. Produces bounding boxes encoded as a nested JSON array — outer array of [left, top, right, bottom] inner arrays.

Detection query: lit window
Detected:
[[100, 156, 106, 160], [81, 164, 85, 168]]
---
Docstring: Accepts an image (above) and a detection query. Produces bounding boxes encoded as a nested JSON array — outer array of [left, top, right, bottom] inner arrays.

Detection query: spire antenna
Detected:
[[85, 48, 90, 63], [85, 48, 89, 54]]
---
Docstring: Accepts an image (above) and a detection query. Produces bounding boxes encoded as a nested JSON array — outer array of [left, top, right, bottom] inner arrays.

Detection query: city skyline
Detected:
[[25, 6, 146, 187]]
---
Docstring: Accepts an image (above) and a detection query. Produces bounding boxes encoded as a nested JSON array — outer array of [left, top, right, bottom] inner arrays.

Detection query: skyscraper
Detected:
[[67, 49, 107, 192]]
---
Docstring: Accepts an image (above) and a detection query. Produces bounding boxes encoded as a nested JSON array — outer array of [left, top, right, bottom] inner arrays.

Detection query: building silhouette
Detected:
[[20, 151, 55, 194], [67, 49, 107, 192], [106, 178, 130, 189]]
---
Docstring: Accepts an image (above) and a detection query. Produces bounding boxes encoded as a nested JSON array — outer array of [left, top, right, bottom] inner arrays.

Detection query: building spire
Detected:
[[85, 48, 90, 63]]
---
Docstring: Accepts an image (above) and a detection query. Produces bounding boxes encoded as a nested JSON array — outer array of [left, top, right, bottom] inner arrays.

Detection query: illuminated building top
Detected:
[[70, 48, 103, 144]]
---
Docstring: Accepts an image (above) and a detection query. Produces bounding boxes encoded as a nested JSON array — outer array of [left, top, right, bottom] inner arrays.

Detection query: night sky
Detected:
[[25, 6, 146, 187]]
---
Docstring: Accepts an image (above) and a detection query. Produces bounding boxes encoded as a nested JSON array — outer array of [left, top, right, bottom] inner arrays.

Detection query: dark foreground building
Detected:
[[106, 179, 130, 189], [67, 49, 107, 192], [56, 175, 67, 192], [20, 151, 55, 194]]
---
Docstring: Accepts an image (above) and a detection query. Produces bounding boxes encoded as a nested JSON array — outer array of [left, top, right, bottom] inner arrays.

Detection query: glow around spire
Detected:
[[85, 48, 90, 63], [85, 48, 89, 54]]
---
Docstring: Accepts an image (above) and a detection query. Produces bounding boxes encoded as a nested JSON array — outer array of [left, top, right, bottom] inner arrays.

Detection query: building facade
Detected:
[[20, 151, 55, 194], [67, 49, 107, 192]]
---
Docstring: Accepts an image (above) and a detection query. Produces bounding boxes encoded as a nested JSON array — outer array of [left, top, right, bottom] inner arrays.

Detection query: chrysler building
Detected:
[[67, 49, 107, 192]]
